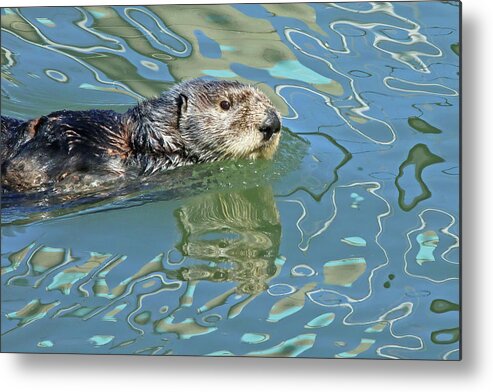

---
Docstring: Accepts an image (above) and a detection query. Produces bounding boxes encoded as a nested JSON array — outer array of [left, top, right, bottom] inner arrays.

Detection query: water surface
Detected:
[[1, 2, 460, 359]]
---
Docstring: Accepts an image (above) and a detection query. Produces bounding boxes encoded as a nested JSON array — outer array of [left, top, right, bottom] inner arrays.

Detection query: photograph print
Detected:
[[1, 1, 461, 360]]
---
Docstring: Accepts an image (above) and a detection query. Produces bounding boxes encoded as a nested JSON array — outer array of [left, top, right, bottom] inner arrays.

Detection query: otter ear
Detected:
[[177, 93, 188, 115]]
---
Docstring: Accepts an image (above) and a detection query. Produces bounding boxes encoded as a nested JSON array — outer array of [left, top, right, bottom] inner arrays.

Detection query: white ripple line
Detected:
[[81, 273, 182, 321], [376, 334, 424, 359], [384, 76, 459, 96], [328, 2, 386, 14], [33, 249, 79, 289], [440, 213, 460, 265], [312, 302, 423, 358], [339, 301, 413, 326], [280, 199, 307, 251], [126, 278, 177, 335], [76, 254, 124, 297], [1, 46, 15, 68], [306, 181, 392, 305], [329, 21, 442, 74], [51, 303, 81, 319], [5, 244, 43, 286], [327, 2, 444, 74], [18, 7, 125, 54], [3, 9, 142, 100], [122, 6, 191, 56], [284, 28, 397, 145], [403, 208, 459, 283], [443, 348, 460, 360], [299, 186, 338, 252], [344, 301, 425, 359], [275, 83, 321, 120], [267, 283, 296, 297], [166, 248, 186, 265]]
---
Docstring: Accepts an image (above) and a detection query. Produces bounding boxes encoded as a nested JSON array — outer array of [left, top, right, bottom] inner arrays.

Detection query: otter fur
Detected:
[[1, 79, 281, 192]]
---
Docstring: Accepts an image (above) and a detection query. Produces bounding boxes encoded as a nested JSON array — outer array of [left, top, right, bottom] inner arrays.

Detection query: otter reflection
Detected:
[[167, 186, 281, 294]]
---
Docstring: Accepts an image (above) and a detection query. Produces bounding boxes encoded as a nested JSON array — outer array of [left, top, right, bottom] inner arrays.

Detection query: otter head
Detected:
[[173, 79, 281, 162]]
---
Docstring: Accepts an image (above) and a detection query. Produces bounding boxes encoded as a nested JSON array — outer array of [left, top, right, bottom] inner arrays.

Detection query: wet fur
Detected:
[[1, 79, 281, 192]]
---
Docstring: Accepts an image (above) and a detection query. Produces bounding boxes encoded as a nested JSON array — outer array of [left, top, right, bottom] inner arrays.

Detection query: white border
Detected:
[[2, 0, 492, 390]]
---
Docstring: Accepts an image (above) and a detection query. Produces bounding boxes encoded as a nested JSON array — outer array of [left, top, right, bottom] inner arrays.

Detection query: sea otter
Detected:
[[0, 79, 281, 192]]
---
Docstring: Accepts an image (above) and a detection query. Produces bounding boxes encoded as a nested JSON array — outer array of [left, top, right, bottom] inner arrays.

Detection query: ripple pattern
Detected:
[[1, 2, 460, 359]]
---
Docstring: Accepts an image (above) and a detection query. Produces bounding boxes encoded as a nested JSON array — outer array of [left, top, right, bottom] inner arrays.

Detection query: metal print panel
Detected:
[[0, 1, 461, 360]]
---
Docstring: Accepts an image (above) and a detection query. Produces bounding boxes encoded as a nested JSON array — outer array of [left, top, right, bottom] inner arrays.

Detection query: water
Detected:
[[0, 2, 460, 359]]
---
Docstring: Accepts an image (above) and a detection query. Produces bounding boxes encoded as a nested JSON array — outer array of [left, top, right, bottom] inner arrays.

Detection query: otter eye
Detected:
[[220, 100, 231, 111]]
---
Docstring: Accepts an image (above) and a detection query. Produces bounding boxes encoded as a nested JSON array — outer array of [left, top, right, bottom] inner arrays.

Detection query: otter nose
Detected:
[[259, 110, 281, 141]]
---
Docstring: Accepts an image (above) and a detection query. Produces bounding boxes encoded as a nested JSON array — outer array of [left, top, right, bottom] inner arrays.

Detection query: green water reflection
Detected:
[[1, 2, 460, 359]]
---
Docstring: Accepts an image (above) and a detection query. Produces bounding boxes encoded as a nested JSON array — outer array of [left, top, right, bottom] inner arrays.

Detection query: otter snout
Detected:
[[259, 110, 281, 141]]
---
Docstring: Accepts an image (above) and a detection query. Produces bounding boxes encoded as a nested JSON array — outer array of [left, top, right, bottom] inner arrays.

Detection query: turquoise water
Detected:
[[1, 2, 460, 359]]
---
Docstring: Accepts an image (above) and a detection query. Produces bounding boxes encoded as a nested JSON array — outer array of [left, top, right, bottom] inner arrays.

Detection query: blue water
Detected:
[[1, 2, 460, 359]]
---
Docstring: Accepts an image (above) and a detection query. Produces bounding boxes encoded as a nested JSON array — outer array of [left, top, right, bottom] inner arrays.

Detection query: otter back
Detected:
[[1, 110, 130, 191]]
